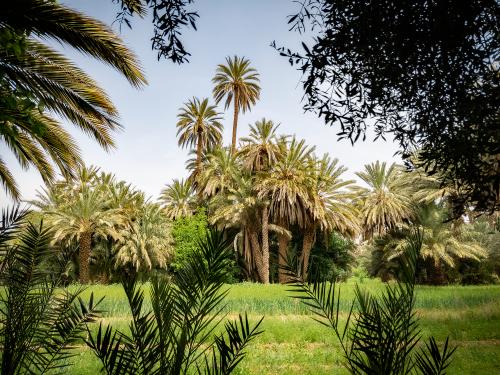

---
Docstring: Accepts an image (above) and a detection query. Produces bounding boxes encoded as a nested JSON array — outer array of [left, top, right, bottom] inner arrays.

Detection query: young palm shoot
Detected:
[[0, 206, 102, 374], [86, 229, 263, 375], [286, 231, 456, 375]]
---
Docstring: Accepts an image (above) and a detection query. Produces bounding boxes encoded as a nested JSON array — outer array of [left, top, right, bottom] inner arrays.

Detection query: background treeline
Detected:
[[26, 54, 499, 286]]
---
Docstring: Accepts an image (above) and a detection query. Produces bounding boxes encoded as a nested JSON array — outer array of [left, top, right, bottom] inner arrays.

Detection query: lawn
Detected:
[[70, 279, 500, 374]]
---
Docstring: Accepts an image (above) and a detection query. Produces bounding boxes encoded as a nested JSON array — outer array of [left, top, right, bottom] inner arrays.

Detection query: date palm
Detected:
[[31, 168, 125, 283], [382, 203, 487, 283], [116, 203, 173, 272], [257, 137, 314, 282], [176, 97, 223, 179], [238, 118, 281, 282], [210, 175, 290, 283], [355, 161, 413, 239], [199, 147, 240, 198], [159, 178, 196, 220], [238, 118, 280, 172], [300, 155, 360, 278], [1, 0, 146, 199], [212, 56, 261, 154]]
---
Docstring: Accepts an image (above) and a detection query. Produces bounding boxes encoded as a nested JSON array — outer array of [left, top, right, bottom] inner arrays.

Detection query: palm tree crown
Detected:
[[355, 161, 412, 238], [238, 118, 280, 173], [159, 178, 196, 220], [212, 56, 260, 154], [176, 97, 223, 177]]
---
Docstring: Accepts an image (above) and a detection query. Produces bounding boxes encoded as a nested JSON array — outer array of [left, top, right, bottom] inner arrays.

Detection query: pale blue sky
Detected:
[[1, 0, 400, 206]]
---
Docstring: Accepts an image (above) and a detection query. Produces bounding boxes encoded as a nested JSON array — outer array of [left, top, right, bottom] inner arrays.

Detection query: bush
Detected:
[[309, 231, 356, 281], [171, 210, 238, 282]]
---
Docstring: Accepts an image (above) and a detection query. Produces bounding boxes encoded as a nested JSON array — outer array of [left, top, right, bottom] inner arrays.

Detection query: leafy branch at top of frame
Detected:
[[113, 0, 199, 63]]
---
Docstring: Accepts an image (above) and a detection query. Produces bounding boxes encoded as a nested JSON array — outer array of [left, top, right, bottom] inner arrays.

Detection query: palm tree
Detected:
[[300, 155, 360, 278], [199, 147, 240, 198], [238, 118, 280, 172], [116, 203, 173, 272], [212, 56, 261, 154], [257, 137, 314, 282], [210, 175, 265, 281], [31, 168, 125, 283], [176, 97, 223, 179], [0, 0, 146, 199], [159, 178, 196, 220], [210, 175, 289, 283], [237, 118, 281, 282], [355, 161, 413, 239], [381, 203, 487, 283]]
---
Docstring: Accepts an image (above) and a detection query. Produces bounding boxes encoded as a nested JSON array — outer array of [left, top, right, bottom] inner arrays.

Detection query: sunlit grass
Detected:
[[70, 280, 500, 374]]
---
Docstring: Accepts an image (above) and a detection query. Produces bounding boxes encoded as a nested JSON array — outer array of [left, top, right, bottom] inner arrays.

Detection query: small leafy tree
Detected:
[[86, 229, 262, 374], [0, 207, 101, 374], [288, 231, 456, 374]]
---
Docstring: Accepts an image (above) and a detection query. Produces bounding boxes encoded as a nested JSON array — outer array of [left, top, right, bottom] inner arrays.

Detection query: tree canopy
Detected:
[[275, 0, 499, 214]]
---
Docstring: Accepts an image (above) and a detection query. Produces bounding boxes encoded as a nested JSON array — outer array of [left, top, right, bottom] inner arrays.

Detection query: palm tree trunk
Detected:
[[261, 204, 270, 284], [300, 224, 316, 280], [248, 228, 265, 283], [231, 92, 239, 155], [79, 231, 92, 284], [196, 131, 203, 175], [278, 220, 290, 283], [195, 132, 203, 198]]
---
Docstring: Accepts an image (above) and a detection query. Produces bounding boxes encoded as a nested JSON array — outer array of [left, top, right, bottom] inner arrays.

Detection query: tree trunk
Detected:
[[79, 231, 92, 284], [261, 204, 270, 284], [231, 92, 239, 155], [195, 132, 203, 198], [196, 131, 203, 175], [300, 225, 316, 280], [278, 223, 290, 283], [248, 228, 265, 283]]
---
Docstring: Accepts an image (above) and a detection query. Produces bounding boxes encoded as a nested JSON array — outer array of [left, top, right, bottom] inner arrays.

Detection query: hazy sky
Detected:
[[1, 0, 400, 206]]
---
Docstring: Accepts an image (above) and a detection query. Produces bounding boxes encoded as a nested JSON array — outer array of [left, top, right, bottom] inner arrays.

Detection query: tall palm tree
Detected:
[[300, 155, 360, 278], [238, 118, 281, 282], [0, 0, 146, 199], [257, 137, 314, 282], [159, 178, 196, 220], [212, 56, 261, 154], [355, 161, 413, 239], [176, 97, 223, 178]]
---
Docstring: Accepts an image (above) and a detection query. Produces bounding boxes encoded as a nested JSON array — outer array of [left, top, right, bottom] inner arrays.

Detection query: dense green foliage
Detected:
[[278, 0, 499, 215], [170, 209, 208, 270]]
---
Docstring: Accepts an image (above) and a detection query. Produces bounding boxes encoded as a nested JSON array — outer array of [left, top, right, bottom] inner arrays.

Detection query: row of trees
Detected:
[[31, 167, 172, 283], [22, 53, 498, 285]]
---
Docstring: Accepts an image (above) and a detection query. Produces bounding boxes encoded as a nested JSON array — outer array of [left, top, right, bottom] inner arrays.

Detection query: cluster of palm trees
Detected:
[[162, 59, 492, 283], [32, 166, 172, 283]]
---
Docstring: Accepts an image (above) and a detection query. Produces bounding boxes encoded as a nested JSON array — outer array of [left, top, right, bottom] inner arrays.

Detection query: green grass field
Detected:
[[69, 279, 500, 374]]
